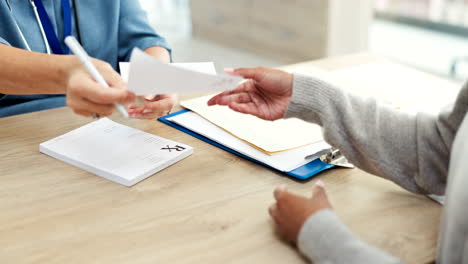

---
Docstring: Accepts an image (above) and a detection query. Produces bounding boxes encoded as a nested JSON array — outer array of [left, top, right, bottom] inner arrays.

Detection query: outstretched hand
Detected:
[[127, 94, 178, 120], [207, 67, 293, 121]]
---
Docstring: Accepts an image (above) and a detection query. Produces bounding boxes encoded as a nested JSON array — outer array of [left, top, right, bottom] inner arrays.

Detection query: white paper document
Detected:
[[40, 118, 193, 187], [168, 111, 331, 172], [125, 49, 243, 95], [119, 61, 217, 82]]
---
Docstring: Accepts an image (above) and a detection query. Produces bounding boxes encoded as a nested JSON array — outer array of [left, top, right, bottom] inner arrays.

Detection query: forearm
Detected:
[[145, 46, 170, 63], [285, 74, 453, 195], [298, 210, 402, 264], [0, 45, 75, 95], [118, 0, 171, 62]]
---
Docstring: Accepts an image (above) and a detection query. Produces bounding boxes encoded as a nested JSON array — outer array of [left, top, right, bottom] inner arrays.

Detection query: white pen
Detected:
[[64, 36, 129, 118]]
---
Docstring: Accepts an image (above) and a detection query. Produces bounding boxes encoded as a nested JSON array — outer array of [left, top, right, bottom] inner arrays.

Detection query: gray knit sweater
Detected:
[[285, 74, 468, 263]]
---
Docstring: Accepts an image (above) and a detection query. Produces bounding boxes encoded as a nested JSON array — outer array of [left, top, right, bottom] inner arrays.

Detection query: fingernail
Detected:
[[316, 180, 325, 188], [269, 204, 277, 214], [224, 68, 239, 76], [144, 95, 157, 101], [278, 185, 287, 192]]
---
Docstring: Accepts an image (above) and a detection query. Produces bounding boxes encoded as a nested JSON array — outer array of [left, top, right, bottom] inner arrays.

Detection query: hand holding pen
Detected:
[[64, 36, 135, 118]]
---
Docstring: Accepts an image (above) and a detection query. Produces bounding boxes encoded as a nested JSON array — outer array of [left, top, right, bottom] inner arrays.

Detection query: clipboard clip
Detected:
[[320, 148, 354, 168]]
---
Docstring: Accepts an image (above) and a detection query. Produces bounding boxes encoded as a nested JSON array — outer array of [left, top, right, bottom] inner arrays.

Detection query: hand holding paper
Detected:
[[208, 67, 294, 121]]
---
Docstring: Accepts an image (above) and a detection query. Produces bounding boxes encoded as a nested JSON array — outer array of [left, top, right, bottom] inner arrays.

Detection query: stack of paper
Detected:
[[40, 118, 193, 186], [167, 111, 330, 172], [180, 96, 324, 154]]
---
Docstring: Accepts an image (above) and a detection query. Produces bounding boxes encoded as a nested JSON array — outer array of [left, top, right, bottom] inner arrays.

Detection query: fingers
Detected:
[[73, 109, 93, 118], [94, 61, 135, 103], [215, 93, 252, 106], [228, 102, 259, 116], [273, 185, 303, 211], [310, 180, 332, 209], [312, 180, 327, 198], [269, 182, 333, 244], [270, 186, 306, 243], [67, 97, 114, 117], [68, 68, 134, 105], [128, 95, 177, 119], [223, 68, 238, 76], [313, 180, 326, 196], [274, 185, 288, 201], [66, 60, 136, 118], [207, 80, 256, 106], [98, 62, 127, 91], [227, 67, 267, 82], [269, 204, 281, 224], [78, 77, 131, 105], [207, 91, 228, 106], [144, 95, 159, 101]]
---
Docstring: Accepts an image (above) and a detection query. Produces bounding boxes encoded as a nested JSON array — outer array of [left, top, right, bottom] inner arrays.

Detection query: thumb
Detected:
[[229, 67, 266, 82], [311, 180, 331, 206], [144, 95, 159, 101]]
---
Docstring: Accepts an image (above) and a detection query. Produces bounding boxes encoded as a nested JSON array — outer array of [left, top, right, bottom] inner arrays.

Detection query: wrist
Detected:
[[286, 73, 294, 97], [58, 55, 80, 91]]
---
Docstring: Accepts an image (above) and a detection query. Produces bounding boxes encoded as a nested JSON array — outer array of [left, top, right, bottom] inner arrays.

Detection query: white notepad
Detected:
[[40, 118, 193, 186]]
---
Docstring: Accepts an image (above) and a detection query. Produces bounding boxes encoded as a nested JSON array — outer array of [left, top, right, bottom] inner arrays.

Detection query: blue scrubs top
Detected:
[[0, 0, 171, 117]]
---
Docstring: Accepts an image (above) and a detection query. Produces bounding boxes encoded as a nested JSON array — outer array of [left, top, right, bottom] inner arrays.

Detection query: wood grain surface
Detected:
[[0, 54, 441, 264]]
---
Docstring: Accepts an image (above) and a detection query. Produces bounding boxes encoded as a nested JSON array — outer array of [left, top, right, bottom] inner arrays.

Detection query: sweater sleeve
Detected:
[[285, 74, 468, 195], [298, 210, 402, 264]]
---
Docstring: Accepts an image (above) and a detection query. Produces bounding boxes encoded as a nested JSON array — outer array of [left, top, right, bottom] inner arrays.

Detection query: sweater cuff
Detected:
[[298, 209, 401, 263], [298, 209, 354, 262], [285, 74, 342, 126]]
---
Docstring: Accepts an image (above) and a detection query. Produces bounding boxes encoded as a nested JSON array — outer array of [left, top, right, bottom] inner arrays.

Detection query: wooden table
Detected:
[[0, 54, 442, 264]]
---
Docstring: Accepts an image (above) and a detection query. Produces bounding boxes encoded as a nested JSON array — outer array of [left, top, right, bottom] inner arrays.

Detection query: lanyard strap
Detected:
[[34, 0, 72, 54]]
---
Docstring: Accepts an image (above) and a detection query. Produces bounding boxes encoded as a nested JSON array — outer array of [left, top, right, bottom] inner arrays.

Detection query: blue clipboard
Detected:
[[158, 110, 335, 180]]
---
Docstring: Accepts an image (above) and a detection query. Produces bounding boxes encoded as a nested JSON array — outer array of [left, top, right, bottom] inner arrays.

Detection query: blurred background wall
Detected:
[[139, 0, 468, 81]]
